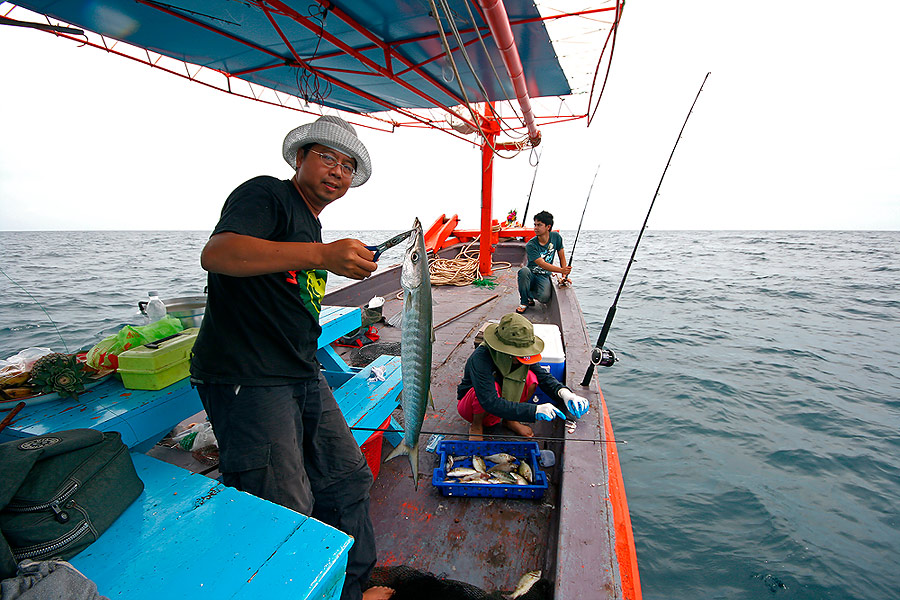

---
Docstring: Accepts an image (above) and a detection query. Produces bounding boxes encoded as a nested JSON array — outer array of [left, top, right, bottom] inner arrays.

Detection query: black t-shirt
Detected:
[[190, 176, 327, 385]]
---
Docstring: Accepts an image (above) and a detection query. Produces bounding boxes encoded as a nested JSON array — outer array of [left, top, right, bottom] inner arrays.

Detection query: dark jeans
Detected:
[[517, 267, 552, 305], [197, 375, 376, 600]]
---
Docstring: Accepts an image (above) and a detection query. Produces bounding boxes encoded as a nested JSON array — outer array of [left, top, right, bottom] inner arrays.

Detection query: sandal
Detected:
[[528, 299, 535, 306], [516, 305, 527, 314]]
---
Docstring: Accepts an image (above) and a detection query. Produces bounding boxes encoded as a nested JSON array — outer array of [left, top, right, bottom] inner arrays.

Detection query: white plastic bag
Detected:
[[172, 421, 217, 450], [367, 365, 387, 382], [3, 347, 55, 371]]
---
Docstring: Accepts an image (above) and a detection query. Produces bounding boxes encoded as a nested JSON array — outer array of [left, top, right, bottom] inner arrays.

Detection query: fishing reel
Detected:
[[590, 346, 618, 368]]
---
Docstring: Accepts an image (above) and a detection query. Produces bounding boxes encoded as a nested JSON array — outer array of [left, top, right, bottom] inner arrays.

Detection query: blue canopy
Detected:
[[13, 0, 571, 115]]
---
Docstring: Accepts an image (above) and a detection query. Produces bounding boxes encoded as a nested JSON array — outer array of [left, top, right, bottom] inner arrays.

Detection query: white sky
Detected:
[[1, 0, 898, 232]]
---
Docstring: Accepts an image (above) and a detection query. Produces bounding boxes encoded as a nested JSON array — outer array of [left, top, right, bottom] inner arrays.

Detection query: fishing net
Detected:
[[349, 342, 402, 367], [365, 566, 551, 600]]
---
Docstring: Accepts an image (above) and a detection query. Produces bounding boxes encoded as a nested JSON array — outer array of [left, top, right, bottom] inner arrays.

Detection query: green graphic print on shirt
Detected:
[[287, 268, 328, 317]]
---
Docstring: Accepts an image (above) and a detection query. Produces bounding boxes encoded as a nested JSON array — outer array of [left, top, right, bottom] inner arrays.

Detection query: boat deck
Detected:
[[359, 248, 562, 591], [149, 241, 629, 598]]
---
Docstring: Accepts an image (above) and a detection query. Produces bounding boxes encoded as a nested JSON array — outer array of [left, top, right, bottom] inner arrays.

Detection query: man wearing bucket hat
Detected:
[[191, 115, 391, 600], [457, 313, 590, 440]]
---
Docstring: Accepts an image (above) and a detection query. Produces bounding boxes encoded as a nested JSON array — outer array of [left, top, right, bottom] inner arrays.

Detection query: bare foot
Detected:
[[504, 420, 534, 438], [363, 586, 395, 600]]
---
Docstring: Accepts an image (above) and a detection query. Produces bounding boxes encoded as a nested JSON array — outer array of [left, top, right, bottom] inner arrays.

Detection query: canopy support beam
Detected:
[[262, 0, 478, 131]]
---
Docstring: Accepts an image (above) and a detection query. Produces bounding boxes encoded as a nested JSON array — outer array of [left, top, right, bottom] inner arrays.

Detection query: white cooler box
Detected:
[[531, 323, 565, 404]]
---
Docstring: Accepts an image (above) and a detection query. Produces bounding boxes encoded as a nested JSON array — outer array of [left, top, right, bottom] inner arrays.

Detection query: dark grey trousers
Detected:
[[196, 375, 376, 600]]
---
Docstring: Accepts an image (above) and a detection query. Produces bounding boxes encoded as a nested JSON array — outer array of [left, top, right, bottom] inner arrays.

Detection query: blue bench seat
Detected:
[[330, 354, 403, 447], [70, 453, 352, 600]]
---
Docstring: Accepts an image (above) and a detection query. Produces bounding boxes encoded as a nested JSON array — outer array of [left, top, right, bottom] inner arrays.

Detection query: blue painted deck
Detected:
[[3, 304, 402, 599], [0, 377, 200, 453], [0, 306, 365, 452], [70, 453, 353, 600], [332, 354, 404, 447]]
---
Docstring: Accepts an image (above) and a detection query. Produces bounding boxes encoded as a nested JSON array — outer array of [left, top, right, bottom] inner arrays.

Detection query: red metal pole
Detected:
[[480, 108, 500, 276], [476, 0, 541, 146]]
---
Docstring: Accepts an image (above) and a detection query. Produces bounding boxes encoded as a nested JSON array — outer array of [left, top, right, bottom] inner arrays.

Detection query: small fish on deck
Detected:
[[505, 570, 542, 600]]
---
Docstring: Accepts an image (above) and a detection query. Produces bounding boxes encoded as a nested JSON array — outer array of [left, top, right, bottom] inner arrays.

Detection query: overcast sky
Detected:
[[1, 0, 897, 232]]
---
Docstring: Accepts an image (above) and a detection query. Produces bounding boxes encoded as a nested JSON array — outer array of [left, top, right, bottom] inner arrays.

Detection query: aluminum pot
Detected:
[[138, 295, 207, 328]]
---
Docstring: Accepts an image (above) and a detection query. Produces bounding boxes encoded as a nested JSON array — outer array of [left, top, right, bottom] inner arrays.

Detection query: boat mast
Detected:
[[474, 0, 543, 276], [479, 105, 500, 276], [478, 104, 532, 276]]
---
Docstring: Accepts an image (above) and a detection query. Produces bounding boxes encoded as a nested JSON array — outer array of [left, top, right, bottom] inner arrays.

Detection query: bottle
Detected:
[[146, 292, 167, 323]]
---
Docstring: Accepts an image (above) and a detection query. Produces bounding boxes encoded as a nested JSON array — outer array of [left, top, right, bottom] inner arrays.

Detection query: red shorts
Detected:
[[457, 371, 539, 426]]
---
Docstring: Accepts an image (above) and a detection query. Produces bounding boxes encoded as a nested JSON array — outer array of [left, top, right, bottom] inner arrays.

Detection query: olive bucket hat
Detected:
[[483, 313, 544, 363], [282, 115, 372, 187]]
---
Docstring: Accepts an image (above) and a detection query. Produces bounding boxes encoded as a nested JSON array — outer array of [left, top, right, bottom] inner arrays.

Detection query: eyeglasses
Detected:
[[309, 149, 356, 178]]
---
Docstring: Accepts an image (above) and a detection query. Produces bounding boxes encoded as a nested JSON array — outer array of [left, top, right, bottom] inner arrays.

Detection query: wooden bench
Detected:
[[0, 378, 202, 453], [70, 453, 352, 600], [328, 354, 404, 448]]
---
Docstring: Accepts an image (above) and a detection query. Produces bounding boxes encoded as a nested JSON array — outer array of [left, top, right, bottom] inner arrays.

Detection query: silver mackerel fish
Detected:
[[385, 218, 433, 488]]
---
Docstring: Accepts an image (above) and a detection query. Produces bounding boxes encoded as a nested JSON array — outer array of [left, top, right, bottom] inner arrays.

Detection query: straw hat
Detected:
[[483, 313, 544, 364], [282, 115, 372, 187]]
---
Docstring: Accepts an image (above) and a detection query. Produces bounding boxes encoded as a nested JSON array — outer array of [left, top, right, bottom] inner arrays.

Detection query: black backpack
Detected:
[[0, 429, 144, 579]]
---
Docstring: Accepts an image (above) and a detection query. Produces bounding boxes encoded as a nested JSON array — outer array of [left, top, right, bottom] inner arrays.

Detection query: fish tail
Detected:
[[385, 441, 420, 489]]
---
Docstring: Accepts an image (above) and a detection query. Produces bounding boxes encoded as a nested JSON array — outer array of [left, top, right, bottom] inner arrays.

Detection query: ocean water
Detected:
[[1, 230, 898, 599]]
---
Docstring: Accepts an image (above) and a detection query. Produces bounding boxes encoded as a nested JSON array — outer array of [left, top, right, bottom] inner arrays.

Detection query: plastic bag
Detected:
[[86, 316, 184, 371], [2, 347, 55, 371], [171, 421, 217, 451]]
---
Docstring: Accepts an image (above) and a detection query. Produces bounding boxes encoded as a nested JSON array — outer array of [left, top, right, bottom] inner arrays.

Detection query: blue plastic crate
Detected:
[[431, 440, 549, 499]]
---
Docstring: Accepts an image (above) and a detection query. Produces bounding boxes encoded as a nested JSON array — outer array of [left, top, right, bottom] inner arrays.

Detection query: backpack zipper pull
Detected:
[[49, 501, 70, 524]]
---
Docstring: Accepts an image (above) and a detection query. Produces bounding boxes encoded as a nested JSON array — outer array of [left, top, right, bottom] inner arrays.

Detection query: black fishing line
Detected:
[[0, 266, 69, 352], [349, 426, 626, 444], [581, 72, 711, 386], [567, 162, 601, 272], [520, 151, 540, 225]]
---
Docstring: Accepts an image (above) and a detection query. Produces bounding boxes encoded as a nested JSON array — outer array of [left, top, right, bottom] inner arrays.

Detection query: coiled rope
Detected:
[[429, 237, 512, 286]]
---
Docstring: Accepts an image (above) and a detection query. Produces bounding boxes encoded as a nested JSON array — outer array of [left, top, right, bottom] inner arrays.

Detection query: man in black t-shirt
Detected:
[[190, 116, 392, 600]]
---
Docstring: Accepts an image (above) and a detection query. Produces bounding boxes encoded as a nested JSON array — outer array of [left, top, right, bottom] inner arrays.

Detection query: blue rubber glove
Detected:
[[535, 403, 566, 421], [559, 388, 589, 419]]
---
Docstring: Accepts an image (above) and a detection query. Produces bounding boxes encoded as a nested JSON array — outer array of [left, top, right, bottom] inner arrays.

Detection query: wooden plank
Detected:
[[318, 306, 361, 348], [317, 345, 356, 377], [332, 355, 402, 447], [0, 378, 201, 452], [71, 453, 352, 600], [384, 417, 403, 447]]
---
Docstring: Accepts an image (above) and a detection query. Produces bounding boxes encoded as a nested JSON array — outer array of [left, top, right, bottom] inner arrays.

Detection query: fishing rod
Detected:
[[520, 152, 541, 225], [581, 72, 711, 387], [349, 426, 626, 444], [560, 163, 601, 286]]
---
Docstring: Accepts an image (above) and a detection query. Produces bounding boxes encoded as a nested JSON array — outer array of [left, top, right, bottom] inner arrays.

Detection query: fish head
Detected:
[[401, 218, 427, 289]]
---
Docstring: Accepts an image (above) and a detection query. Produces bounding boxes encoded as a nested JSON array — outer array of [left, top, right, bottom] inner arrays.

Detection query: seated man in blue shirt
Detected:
[[517, 210, 572, 314]]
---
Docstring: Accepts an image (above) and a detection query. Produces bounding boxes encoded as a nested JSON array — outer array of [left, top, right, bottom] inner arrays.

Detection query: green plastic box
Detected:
[[117, 328, 199, 390]]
